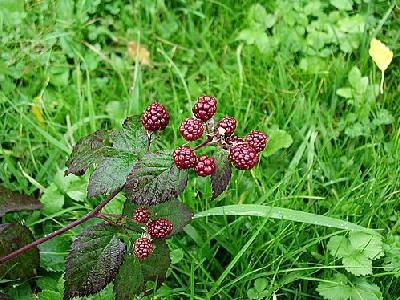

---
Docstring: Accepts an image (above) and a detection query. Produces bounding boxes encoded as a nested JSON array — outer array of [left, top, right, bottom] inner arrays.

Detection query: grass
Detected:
[[1, 0, 400, 299]]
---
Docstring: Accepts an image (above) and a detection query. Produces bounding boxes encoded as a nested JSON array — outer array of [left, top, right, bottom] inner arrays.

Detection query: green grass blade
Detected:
[[194, 204, 375, 233]]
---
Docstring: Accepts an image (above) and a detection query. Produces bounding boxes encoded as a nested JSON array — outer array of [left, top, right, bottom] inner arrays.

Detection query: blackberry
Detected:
[[141, 102, 170, 131], [228, 143, 258, 170], [192, 96, 217, 122], [133, 237, 153, 260], [225, 135, 245, 146], [194, 155, 216, 177], [215, 116, 236, 136], [147, 218, 173, 239], [173, 146, 197, 169], [133, 207, 151, 224], [246, 130, 268, 153], [179, 117, 204, 141]]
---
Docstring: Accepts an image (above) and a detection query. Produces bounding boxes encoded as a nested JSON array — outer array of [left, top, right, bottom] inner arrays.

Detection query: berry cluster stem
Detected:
[[0, 187, 123, 264], [192, 136, 213, 150]]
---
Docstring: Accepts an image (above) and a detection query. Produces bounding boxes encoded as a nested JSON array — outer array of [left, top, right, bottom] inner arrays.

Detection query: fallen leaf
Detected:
[[31, 96, 44, 127], [127, 42, 150, 65], [369, 38, 393, 94]]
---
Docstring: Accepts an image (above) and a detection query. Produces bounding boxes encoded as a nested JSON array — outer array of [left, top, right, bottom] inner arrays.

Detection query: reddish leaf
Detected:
[[0, 186, 41, 217], [211, 150, 232, 199], [0, 223, 40, 280]]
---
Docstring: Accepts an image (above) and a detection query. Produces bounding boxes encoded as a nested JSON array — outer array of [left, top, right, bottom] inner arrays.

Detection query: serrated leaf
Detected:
[[264, 129, 293, 157], [87, 152, 138, 197], [113, 240, 170, 299], [316, 273, 351, 300], [348, 232, 383, 260], [123, 199, 192, 235], [0, 186, 42, 217], [113, 255, 144, 300], [342, 251, 372, 276], [327, 236, 352, 258], [110, 116, 147, 153], [65, 130, 111, 176], [351, 278, 383, 300], [64, 224, 126, 300], [0, 223, 40, 280], [211, 150, 232, 199], [124, 152, 188, 205]]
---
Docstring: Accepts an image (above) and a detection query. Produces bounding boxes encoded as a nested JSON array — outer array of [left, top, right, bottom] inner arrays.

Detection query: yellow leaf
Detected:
[[368, 38, 393, 94], [31, 96, 44, 127], [127, 42, 150, 65]]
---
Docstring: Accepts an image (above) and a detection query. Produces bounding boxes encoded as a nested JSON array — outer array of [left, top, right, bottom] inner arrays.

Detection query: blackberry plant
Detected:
[[0, 96, 268, 299]]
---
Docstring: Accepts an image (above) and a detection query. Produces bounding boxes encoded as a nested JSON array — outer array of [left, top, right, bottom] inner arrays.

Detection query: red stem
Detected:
[[0, 187, 122, 264]]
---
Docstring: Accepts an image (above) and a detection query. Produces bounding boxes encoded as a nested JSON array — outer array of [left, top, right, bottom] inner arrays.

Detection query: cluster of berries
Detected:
[[131, 207, 173, 260], [141, 98, 267, 173]]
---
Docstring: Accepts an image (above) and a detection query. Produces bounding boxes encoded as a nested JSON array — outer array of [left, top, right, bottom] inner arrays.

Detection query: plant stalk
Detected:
[[0, 187, 123, 264]]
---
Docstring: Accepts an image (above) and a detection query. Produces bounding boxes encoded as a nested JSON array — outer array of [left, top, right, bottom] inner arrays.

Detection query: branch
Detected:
[[0, 187, 123, 264]]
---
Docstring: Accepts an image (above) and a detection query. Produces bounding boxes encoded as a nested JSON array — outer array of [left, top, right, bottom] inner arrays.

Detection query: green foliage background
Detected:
[[0, 0, 399, 299]]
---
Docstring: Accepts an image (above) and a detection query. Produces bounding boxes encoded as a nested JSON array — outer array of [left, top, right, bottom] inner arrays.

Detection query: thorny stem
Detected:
[[0, 187, 123, 265], [192, 135, 213, 150]]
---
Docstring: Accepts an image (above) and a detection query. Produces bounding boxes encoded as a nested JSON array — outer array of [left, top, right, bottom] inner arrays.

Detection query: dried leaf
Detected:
[[31, 96, 44, 127], [128, 42, 150, 65], [369, 38, 393, 94]]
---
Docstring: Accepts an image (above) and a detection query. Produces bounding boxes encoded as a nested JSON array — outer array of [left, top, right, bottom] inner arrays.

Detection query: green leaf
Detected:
[[383, 241, 400, 276], [342, 251, 372, 276], [248, 4, 275, 29], [0, 223, 40, 280], [327, 236, 352, 258], [316, 273, 352, 300], [38, 235, 70, 272], [110, 116, 147, 153], [194, 204, 374, 233], [0, 186, 41, 217], [65, 130, 111, 176], [348, 231, 383, 260], [40, 184, 64, 215], [264, 129, 293, 157], [372, 109, 394, 127], [254, 278, 267, 292], [38, 290, 62, 300], [211, 150, 232, 199], [124, 152, 188, 205], [170, 248, 184, 264], [64, 224, 126, 300], [330, 0, 353, 10], [336, 88, 353, 98], [88, 152, 137, 197], [123, 199, 192, 235], [355, 77, 368, 94], [351, 278, 383, 300], [113, 240, 170, 299], [348, 67, 362, 90], [113, 255, 144, 300]]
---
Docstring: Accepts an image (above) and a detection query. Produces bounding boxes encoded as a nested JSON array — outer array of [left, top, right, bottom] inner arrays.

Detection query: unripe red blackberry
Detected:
[[141, 102, 170, 131], [194, 155, 216, 177], [246, 130, 268, 153], [133, 237, 153, 260], [228, 143, 259, 170], [225, 135, 245, 146], [173, 146, 197, 169], [147, 218, 173, 239], [179, 117, 204, 141], [215, 116, 236, 136], [133, 207, 151, 224], [192, 96, 217, 122]]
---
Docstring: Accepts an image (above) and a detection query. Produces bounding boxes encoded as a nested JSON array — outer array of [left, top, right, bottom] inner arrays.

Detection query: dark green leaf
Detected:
[[0, 223, 40, 280], [87, 152, 137, 197], [140, 240, 170, 283], [113, 255, 144, 300], [111, 116, 148, 153], [65, 130, 111, 176], [124, 152, 188, 205], [64, 224, 126, 300], [0, 186, 41, 217], [210, 150, 231, 199], [123, 199, 192, 235]]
